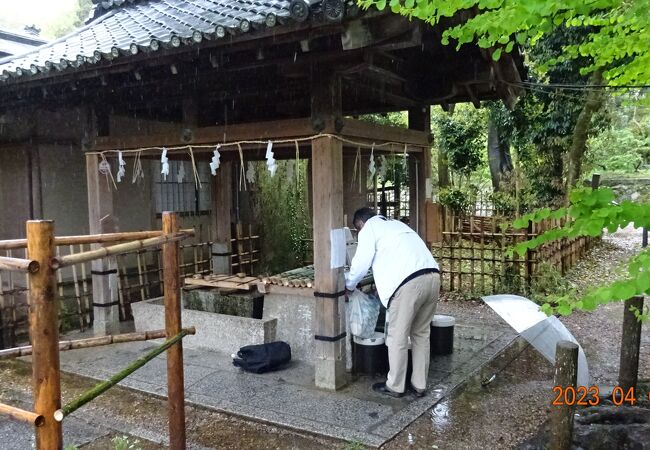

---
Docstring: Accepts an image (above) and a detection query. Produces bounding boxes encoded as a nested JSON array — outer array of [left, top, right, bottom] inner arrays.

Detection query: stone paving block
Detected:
[[56, 319, 517, 447]]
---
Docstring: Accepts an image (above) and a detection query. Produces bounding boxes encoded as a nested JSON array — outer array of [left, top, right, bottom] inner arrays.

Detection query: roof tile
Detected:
[[0, 0, 335, 82]]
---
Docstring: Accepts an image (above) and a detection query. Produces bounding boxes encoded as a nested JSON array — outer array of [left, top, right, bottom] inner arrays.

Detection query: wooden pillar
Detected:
[[311, 67, 346, 390], [550, 340, 578, 450], [211, 161, 232, 274], [619, 295, 644, 393], [408, 106, 432, 241], [162, 212, 186, 450], [27, 220, 62, 449], [86, 153, 119, 335]]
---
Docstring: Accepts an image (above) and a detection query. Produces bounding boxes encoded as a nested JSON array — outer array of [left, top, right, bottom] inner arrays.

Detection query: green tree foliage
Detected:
[[511, 187, 649, 319], [435, 109, 485, 176], [250, 160, 311, 274], [587, 100, 650, 173], [485, 25, 598, 205], [360, 0, 649, 86]]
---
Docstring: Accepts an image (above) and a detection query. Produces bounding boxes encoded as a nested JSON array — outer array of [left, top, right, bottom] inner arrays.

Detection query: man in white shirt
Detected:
[[345, 207, 440, 398]]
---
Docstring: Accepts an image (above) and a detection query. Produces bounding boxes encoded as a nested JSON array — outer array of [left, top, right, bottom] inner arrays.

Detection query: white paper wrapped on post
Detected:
[[330, 228, 346, 269]]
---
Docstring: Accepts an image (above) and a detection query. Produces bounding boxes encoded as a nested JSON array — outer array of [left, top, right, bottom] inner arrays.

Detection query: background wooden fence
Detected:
[[431, 203, 595, 296]]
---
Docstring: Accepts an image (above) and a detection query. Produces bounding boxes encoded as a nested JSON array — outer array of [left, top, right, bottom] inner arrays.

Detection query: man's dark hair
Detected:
[[353, 207, 376, 228]]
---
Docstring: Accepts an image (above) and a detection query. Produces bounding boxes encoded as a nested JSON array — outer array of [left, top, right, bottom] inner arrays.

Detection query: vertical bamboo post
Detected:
[[619, 295, 644, 393], [550, 340, 578, 450], [162, 212, 186, 450], [27, 220, 62, 449], [525, 220, 533, 291]]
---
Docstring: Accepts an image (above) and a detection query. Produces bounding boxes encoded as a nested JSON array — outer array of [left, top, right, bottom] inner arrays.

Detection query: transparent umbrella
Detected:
[[482, 294, 589, 387]]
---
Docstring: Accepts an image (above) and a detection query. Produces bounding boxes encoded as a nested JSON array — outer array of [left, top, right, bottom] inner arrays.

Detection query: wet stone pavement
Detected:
[[12, 314, 515, 448]]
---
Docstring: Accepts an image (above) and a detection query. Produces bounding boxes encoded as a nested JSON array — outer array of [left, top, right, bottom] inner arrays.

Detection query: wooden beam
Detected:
[[341, 117, 429, 148], [211, 161, 233, 274], [345, 79, 419, 109], [311, 67, 346, 390], [91, 118, 315, 151], [408, 106, 432, 241]]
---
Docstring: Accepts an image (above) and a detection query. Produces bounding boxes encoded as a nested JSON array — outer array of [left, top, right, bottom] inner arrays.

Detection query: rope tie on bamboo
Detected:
[[237, 143, 247, 191], [295, 140, 300, 191], [53, 328, 195, 422], [188, 146, 202, 190]]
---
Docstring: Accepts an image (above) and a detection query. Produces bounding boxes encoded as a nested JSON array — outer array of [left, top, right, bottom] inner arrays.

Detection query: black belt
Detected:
[[387, 268, 440, 309]]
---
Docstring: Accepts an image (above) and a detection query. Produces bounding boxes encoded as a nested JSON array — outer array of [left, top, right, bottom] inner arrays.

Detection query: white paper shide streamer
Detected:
[[210, 145, 221, 176], [161, 148, 170, 180], [246, 161, 256, 185], [116, 151, 126, 182], [286, 160, 295, 184], [368, 144, 376, 178], [377, 155, 388, 180], [177, 162, 185, 184], [266, 141, 277, 177]]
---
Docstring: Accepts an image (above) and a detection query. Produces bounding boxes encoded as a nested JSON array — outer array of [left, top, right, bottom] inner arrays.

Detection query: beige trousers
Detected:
[[385, 272, 440, 393]]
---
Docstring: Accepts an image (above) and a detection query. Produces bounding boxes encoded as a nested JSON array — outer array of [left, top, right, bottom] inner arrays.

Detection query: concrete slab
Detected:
[[132, 297, 277, 355], [56, 315, 517, 447]]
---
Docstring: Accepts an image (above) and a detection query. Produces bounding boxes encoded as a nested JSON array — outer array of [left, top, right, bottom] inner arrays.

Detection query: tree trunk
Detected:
[[487, 117, 513, 191], [438, 150, 450, 188], [567, 69, 605, 189]]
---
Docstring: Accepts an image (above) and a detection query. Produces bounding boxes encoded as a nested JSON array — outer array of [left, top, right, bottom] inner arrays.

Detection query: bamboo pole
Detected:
[[0, 229, 195, 250], [163, 212, 187, 450], [53, 329, 192, 422], [0, 327, 196, 359], [52, 232, 193, 269], [0, 402, 45, 427], [0, 256, 39, 273], [27, 220, 63, 449]]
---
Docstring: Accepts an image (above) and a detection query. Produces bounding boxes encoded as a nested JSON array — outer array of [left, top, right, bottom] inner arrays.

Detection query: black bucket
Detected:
[[353, 332, 388, 376], [430, 315, 455, 355]]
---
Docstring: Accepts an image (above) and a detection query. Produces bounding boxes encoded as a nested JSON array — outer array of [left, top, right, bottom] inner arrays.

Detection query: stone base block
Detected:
[[132, 298, 276, 355]]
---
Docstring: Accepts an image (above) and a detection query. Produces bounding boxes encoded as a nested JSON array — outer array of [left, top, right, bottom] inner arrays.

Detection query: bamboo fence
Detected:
[[0, 222, 260, 349], [433, 206, 595, 296]]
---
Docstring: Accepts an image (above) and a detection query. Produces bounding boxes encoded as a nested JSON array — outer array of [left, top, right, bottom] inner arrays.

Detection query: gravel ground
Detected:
[[0, 360, 340, 449]]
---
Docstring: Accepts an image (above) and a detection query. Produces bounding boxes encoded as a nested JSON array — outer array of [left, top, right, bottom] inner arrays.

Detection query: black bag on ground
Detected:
[[232, 341, 291, 374]]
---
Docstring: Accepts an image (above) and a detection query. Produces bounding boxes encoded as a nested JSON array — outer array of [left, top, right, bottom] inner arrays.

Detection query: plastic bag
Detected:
[[348, 289, 380, 338]]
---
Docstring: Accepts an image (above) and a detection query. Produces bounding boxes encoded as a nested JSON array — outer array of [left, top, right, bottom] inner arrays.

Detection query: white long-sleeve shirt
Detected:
[[345, 216, 439, 307]]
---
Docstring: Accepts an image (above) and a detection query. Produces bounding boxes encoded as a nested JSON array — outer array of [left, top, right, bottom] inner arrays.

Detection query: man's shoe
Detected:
[[372, 382, 404, 398], [408, 384, 426, 398]]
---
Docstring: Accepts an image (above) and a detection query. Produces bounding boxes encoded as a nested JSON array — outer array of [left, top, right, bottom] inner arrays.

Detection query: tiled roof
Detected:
[[0, 29, 48, 58], [0, 0, 353, 83]]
